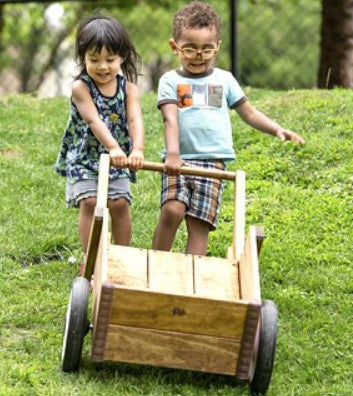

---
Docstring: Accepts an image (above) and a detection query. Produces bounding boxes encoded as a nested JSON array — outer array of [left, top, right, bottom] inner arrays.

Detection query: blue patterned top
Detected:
[[55, 74, 135, 183]]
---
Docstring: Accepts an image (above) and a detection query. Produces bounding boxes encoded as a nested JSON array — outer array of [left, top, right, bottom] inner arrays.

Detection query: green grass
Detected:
[[0, 89, 352, 395]]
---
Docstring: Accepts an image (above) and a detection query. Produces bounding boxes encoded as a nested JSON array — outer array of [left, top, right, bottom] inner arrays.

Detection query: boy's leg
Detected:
[[152, 200, 186, 251], [108, 198, 132, 245], [79, 197, 97, 252], [185, 216, 210, 256]]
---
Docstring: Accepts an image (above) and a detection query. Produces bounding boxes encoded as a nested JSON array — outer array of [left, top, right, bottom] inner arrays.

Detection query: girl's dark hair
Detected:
[[75, 15, 141, 83]]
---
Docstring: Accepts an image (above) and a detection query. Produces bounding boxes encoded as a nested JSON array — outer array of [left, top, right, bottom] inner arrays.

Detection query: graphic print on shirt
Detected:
[[177, 83, 223, 109]]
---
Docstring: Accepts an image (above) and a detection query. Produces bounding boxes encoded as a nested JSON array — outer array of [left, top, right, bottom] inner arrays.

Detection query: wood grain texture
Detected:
[[234, 171, 246, 262], [110, 288, 248, 338], [91, 280, 115, 362], [92, 209, 109, 342], [236, 303, 261, 380], [194, 256, 239, 300], [96, 153, 110, 208], [238, 226, 261, 302], [84, 207, 103, 281], [148, 250, 193, 295], [103, 324, 240, 374], [108, 245, 147, 289]]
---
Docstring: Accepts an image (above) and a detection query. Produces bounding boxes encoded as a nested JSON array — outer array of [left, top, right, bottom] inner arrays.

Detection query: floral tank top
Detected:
[[55, 74, 135, 183]]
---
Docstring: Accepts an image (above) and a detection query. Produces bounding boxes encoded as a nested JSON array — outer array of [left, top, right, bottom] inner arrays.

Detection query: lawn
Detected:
[[0, 88, 352, 395]]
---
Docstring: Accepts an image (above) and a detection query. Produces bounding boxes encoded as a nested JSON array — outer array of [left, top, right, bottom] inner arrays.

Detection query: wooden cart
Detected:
[[62, 154, 278, 395]]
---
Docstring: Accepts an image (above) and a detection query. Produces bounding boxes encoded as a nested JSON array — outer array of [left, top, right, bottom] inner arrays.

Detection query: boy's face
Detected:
[[170, 26, 220, 75]]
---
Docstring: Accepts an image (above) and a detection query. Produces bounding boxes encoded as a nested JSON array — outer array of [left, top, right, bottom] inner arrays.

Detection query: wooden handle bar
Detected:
[[141, 161, 236, 181]]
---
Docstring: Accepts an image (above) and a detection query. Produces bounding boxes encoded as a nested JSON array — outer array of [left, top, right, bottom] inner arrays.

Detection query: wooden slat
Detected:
[[110, 288, 248, 339], [255, 226, 266, 255], [103, 324, 240, 375], [236, 303, 261, 380], [91, 281, 115, 362], [148, 250, 193, 295], [84, 207, 103, 281], [194, 256, 239, 300], [96, 153, 110, 209], [92, 209, 110, 337], [234, 170, 246, 262], [108, 245, 147, 289], [238, 226, 261, 302]]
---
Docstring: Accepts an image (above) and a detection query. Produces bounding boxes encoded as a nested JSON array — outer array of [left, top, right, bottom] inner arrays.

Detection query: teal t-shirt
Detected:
[[157, 68, 246, 160]]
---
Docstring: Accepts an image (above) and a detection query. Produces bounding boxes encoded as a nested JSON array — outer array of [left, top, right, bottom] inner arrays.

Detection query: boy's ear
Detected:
[[169, 38, 178, 53]]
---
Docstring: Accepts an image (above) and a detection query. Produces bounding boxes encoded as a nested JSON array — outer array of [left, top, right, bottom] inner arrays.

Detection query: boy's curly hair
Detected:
[[173, 1, 221, 41]]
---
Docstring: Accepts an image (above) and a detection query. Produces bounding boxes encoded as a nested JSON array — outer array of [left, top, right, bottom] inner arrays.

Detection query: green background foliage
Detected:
[[0, 0, 321, 92]]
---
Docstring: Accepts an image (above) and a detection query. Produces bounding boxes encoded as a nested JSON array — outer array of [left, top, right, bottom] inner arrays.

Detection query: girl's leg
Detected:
[[185, 216, 210, 256], [108, 198, 132, 245], [79, 197, 97, 253], [152, 200, 186, 251]]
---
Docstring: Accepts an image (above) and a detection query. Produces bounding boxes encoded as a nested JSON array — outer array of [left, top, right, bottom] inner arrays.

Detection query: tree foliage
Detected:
[[0, 0, 323, 93]]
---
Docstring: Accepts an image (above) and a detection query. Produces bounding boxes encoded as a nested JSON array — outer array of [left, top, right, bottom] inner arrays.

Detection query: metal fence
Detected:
[[0, 0, 321, 97]]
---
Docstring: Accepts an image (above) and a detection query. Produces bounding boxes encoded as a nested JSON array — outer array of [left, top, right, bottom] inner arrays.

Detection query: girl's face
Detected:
[[84, 46, 123, 87], [170, 26, 220, 75]]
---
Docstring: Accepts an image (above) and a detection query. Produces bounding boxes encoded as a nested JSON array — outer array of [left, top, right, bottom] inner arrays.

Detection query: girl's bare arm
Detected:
[[126, 82, 144, 169], [72, 80, 127, 167]]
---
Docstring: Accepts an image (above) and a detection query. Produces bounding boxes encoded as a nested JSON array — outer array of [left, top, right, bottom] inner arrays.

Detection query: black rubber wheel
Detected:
[[62, 277, 90, 372], [250, 300, 279, 395]]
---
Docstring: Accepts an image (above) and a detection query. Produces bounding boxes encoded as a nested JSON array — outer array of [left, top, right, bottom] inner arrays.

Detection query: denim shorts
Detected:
[[66, 178, 132, 208], [161, 160, 225, 230]]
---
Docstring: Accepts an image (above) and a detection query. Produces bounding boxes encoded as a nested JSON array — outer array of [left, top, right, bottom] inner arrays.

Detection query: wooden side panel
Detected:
[[92, 209, 110, 341], [194, 256, 239, 300], [238, 226, 261, 302], [148, 250, 193, 295], [108, 245, 147, 289], [84, 207, 103, 280], [103, 324, 240, 375], [110, 288, 248, 339]]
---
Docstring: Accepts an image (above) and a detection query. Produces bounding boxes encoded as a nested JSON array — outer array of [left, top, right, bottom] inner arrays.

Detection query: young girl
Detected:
[[55, 15, 144, 271]]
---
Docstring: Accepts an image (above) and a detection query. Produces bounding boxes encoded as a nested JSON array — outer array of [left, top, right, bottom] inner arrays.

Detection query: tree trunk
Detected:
[[318, 0, 353, 88]]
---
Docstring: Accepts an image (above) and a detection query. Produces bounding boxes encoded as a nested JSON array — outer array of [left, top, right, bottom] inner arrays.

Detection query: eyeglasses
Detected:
[[173, 41, 220, 60]]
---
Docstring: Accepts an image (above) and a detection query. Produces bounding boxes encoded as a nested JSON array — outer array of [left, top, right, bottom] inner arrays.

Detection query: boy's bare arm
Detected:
[[235, 101, 305, 144], [160, 103, 184, 174], [126, 82, 144, 169], [72, 80, 128, 167]]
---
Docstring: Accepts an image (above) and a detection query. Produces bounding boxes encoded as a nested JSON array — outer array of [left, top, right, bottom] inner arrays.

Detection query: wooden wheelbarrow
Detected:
[[62, 153, 278, 395]]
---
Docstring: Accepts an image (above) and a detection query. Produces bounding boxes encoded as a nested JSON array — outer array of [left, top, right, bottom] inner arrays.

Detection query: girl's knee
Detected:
[[79, 197, 97, 212], [108, 197, 130, 214]]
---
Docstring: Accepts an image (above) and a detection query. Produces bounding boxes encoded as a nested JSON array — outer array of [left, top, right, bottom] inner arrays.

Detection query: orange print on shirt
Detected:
[[177, 84, 193, 108]]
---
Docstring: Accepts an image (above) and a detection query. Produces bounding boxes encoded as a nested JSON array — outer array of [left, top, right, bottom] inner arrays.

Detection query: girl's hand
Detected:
[[110, 147, 128, 168], [128, 149, 144, 170], [276, 128, 305, 144], [164, 154, 184, 175]]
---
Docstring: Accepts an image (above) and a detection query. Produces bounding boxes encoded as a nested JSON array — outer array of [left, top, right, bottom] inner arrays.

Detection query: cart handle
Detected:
[[137, 160, 236, 181], [96, 154, 245, 262]]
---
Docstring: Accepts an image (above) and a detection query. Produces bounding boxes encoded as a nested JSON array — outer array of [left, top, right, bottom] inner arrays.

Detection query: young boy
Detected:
[[152, 1, 305, 256]]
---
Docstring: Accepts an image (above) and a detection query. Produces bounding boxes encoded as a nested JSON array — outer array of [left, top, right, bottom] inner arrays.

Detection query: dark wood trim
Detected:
[[236, 302, 261, 380], [91, 280, 115, 362]]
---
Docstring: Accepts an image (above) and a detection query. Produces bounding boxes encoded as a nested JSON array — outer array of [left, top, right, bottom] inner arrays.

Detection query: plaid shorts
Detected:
[[161, 160, 226, 230]]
